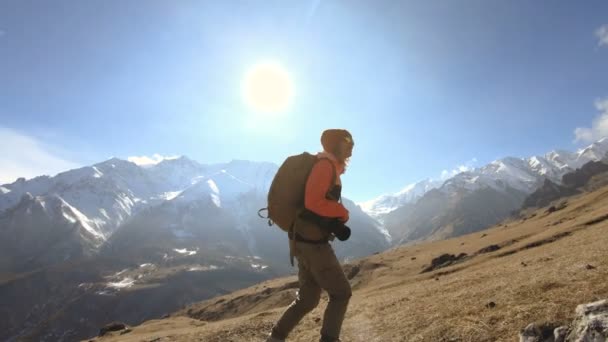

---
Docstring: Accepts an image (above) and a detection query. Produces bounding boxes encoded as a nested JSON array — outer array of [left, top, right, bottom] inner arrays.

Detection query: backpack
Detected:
[[259, 152, 336, 232]]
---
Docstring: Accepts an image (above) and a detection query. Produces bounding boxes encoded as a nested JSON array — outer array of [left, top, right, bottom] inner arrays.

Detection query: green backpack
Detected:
[[259, 152, 335, 232]]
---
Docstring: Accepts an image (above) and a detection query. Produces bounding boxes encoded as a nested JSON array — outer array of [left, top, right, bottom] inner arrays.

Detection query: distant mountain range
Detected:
[[0, 156, 389, 274], [360, 138, 608, 244]]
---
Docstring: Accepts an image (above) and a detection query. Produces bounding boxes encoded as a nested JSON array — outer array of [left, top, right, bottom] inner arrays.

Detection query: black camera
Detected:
[[299, 210, 351, 241]]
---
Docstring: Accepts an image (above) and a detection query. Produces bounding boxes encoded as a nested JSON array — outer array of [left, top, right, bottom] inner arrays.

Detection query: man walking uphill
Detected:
[[266, 129, 355, 342]]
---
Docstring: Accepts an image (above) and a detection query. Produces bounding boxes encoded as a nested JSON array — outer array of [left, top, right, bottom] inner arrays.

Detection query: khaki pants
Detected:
[[272, 242, 352, 340]]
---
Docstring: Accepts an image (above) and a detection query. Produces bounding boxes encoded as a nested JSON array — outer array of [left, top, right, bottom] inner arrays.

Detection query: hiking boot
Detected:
[[320, 335, 341, 342]]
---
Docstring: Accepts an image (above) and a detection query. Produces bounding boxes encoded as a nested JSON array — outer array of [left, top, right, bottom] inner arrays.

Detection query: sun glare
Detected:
[[242, 61, 294, 114]]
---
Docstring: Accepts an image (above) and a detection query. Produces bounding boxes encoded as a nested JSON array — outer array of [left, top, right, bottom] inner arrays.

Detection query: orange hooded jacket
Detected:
[[303, 152, 349, 222]]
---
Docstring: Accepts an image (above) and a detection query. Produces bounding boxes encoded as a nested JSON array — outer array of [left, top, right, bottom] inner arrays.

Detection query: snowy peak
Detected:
[[208, 170, 255, 196], [0, 192, 105, 273], [0, 156, 280, 239], [543, 149, 577, 170], [94, 157, 140, 173], [54, 195, 107, 241], [210, 160, 277, 192], [153, 156, 203, 173], [446, 139, 608, 195], [359, 178, 443, 217], [3, 192, 106, 243], [361, 137, 608, 217], [173, 169, 259, 207], [576, 138, 608, 163], [527, 156, 556, 177], [147, 156, 207, 191]]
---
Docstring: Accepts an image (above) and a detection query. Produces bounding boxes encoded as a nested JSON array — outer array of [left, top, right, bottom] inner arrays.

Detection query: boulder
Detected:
[[519, 299, 608, 342], [98, 321, 127, 336], [566, 299, 608, 341]]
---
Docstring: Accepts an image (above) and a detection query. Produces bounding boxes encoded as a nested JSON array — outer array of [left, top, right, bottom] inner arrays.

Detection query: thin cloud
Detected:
[[128, 154, 180, 166], [574, 98, 608, 143], [0, 127, 80, 184], [596, 25, 608, 47], [440, 158, 478, 180]]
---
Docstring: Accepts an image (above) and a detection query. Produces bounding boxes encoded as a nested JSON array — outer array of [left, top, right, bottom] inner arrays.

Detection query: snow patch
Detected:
[[60, 199, 105, 240], [107, 268, 130, 278], [95, 290, 113, 296], [251, 263, 269, 270], [163, 191, 182, 201], [0, 186, 10, 194], [99, 208, 110, 219], [359, 178, 443, 217], [92, 166, 103, 178], [37, 197, 47, 212], [374, 221, 392, 243], [210, 193, 221, 207], [107, 277, 135, 289], [174, 248, 197, 256], [207, 179, 220, 194], [188, 265, 219, 272]]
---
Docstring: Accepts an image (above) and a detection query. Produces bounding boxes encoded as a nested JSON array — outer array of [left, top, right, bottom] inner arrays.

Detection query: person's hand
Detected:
[[340, 210, 349, 223]]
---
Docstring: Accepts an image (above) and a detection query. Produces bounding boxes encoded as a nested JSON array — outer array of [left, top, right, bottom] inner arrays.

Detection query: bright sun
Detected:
[[242, 61, 294, 114]]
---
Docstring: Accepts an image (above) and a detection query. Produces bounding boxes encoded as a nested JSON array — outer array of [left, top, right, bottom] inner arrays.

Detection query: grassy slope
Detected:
[[88, 184, 608, 342]]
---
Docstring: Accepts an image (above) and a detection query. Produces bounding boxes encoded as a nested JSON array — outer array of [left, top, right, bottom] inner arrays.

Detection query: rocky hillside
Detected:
[[522, 159, 608, 210], [86, 177, 608, 342]]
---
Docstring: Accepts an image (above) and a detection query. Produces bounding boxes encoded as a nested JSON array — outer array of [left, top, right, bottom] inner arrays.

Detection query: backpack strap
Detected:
[[315, 157, 337, 189], [316, 157, 339, 204]]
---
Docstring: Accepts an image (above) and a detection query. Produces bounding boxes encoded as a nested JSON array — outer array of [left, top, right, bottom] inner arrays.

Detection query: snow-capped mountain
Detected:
[[0, 193, 105, 272], [362, 137, 608, 219], [0, 155, 389, 274], [441, 138, 608, 194], [358, 178, 444, 218], [379, 137, 608, 245], [0, 157, 277, 239]]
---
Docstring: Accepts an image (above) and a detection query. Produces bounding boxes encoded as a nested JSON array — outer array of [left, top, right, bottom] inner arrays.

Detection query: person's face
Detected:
[[336, 139, 354, 161]]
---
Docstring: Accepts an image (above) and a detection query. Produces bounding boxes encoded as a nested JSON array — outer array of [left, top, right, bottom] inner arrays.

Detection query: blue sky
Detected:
[[1, 0, 607, 202]]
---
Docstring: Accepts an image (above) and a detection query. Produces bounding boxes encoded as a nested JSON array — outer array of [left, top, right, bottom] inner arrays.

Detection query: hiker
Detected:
[[266, 129, 354, 342]]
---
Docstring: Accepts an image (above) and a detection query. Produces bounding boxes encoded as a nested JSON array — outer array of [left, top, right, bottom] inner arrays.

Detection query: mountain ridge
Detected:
[[359, 138, 608, 220]]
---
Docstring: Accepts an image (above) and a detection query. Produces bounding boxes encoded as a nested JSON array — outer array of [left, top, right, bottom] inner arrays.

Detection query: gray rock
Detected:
[[98, 321, 127, 336], [520, 323, 556, 342], [567, 299, 608, 342], [520, 300, 608, 342], [554, 326, 568, 342]]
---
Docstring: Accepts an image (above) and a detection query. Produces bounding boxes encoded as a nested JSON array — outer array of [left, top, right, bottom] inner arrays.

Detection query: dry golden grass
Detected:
[[89, 185, 608, 342]]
